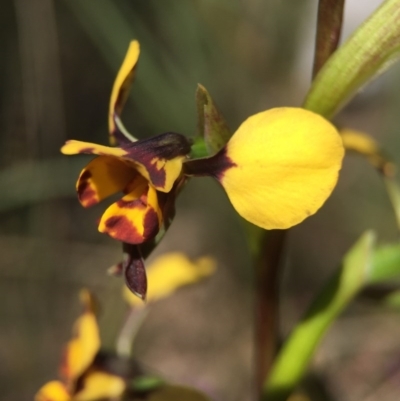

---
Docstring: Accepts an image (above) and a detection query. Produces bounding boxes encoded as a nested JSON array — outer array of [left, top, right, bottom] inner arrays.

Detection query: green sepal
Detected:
[[304, 0, 400, 118], [195, 84, 232, 155]]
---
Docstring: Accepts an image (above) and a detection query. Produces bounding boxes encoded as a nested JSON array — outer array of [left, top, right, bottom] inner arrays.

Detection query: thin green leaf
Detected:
[[196, 84, 232, 155], [262, 231, 375, 401], [304, 0, 400, 118], [312, 0, 345, 78]]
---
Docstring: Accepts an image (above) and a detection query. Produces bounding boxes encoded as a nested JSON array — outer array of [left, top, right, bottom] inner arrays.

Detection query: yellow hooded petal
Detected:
[[76, 156, 140, 207], [35, 381, 70, 401], [74, 372, 125, 401], [221, 107, 344, 229], [61, 290, 100, 382], [109, 40, 140, 142], [124, 253, 216, 307], [98, 179, 162, 244]]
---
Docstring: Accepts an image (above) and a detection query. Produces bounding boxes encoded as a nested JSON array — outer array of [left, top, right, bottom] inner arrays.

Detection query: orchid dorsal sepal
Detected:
[[109, 40, 140, 144]]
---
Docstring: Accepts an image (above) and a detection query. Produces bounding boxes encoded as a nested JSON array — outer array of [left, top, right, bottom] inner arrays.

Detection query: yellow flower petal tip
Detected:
[[221, 107, 344, 229], [73, 372, 125, 401], [61, 290, 100, 382], [109, 40, 140, 140], [124, 252, 216, 306], [340, 128, 395, 177], [35, 381, 70, 401]]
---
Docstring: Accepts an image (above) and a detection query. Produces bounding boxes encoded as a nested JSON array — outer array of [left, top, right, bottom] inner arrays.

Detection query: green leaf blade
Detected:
[[262, 231, 375, 401]]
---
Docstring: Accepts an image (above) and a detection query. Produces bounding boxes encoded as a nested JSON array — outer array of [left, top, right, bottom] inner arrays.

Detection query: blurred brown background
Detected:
[[2, 1, 400, 400]]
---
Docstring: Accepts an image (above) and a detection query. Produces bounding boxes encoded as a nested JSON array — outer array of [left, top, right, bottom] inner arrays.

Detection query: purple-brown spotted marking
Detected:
[[103, 207, 159, 244], [122, 132, 192, 188], [77, 170, 98, 207], [183, 146, 236, 180]]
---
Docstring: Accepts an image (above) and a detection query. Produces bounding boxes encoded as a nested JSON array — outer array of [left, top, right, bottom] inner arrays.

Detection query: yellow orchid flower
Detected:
[[61, 41, 191, 246], [184, 107, 345, 229], [35, 290, 125, 401], [61, 40, 344, 299], [123, 252, 216, 307]]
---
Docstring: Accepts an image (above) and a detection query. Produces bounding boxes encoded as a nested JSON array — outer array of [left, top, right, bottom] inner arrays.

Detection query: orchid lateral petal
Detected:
[[341, 128, 395, 176], [77, 156, 140, 207], [35, 381, 70, 401], [124, 253, 216, 307], [187, 108, 344, 230], [123, 244, 147, 300], [74, 372, 126, 401], [196, 84, 232, 154], [123, 132, 192, 192], [61, 290, 100, 382], [109, 40, 140, 144], [61, 140, 127, 157], [304, 0, 400, 118], [98, 179, 161, 244]]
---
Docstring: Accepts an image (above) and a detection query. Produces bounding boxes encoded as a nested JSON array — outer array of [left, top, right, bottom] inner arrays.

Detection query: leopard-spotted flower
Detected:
[[184, 107, 345, 229], [61, 41, 191, 245], [35, 290, 126, 401]]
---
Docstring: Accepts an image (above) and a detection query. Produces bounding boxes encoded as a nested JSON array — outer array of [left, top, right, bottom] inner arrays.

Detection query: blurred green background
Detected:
[[2, 0, 400, 400]]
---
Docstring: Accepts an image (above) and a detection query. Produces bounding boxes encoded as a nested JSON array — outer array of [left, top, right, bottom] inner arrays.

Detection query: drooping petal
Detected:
[[124, 253, 216, 307], [109, 40, 140, 143], [76, 156, 140, 207], [123, 132, 192, 192], [98, 178, 162, 244], [35, 381, 70, 401], [61, 290, 100, 383], [123, 244, 147, 299], [220, 108, 344, 229], [74, 372, 125, 401], [61, 140, 127, 157], [186, 108, 344, 230]]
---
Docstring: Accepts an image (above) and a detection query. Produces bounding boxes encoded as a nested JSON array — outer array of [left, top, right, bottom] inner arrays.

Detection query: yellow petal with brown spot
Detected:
[[35, 381, 70, 401], [109, 40, 140, 141], [77, 156, 140, 207], [74, 372, 125, 401], [98, 181, 161, 244], [220, 107, 344, 229], [61, 140, 127, 157], [124, 253, 216, 306]]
